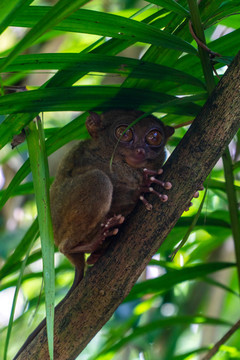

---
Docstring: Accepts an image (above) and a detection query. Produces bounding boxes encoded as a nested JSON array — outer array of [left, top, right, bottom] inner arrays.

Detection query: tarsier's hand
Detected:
[[139, 168, 172, 211]]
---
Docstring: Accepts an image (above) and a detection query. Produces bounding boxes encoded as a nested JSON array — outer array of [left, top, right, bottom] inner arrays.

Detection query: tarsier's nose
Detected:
[[135, 147, 146, 158]]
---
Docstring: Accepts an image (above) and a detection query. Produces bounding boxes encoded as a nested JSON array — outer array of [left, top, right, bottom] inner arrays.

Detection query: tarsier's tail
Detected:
[[66, 252, 85, 285]]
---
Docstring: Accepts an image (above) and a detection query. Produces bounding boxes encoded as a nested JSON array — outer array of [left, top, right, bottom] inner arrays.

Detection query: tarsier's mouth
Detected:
[[125, 155, 147, 168], [124, 147, 148, 168]]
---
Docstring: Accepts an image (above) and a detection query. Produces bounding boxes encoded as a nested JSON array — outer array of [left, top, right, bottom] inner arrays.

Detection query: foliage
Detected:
[[0, 0, 239, 359]]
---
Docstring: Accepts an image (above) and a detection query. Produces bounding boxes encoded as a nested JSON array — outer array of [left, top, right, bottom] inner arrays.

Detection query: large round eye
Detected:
[[115, 126, 133, 142], [145, 129, 163, 146]]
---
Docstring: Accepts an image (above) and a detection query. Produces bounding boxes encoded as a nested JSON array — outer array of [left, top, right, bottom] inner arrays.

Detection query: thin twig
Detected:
[[189, 20, 221, 58], [201, 319, 240, 360], [212, 65, 221, 80], [173, 120, 193, 129]]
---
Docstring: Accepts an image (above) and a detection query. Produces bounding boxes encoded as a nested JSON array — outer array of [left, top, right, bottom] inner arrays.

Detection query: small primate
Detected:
[[14, 110, 174, 359], [51, 109, 174, 282]]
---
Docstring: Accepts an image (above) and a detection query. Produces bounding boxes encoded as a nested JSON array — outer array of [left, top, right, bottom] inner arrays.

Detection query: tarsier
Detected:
[[51, 109, 175, 283], [14, 109, 174, 358]]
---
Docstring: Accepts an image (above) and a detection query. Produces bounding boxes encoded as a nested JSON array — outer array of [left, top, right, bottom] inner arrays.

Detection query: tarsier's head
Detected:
[[86, 110, 174, 169]]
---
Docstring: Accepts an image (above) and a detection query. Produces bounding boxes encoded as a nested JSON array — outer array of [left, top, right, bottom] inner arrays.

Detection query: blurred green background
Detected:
[[0, 0, 239, 359]]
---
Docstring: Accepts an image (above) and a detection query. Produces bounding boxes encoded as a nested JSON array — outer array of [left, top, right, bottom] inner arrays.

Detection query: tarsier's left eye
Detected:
[[145, 129, 163, 146], [115, 126, 133, 142]]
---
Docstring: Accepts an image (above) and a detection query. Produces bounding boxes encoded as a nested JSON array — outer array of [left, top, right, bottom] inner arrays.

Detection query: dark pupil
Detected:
[[150, 131, 158, 141], [124, 130, 131, 138], [147, 130, 162, 145], [119, 128, 127, 137], [116, 126, 132, 141]]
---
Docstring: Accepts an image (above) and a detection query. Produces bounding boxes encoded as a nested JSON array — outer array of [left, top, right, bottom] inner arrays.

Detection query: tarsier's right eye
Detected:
[[115, 126, 133, 142], [145, 129, 163, 146]]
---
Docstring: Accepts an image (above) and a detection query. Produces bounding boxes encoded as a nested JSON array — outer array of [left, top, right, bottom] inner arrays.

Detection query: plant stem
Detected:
[[222, 149, 240, 289], [187, 0, 215, 94], [187, 0, 240, 290]]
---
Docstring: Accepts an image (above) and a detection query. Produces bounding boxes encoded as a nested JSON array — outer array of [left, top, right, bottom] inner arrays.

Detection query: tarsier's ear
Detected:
[[165, 125, 175, 138], [86, 112, 102, 138]]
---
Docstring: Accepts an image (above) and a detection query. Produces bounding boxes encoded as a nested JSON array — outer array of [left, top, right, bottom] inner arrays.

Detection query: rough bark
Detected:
[[16, 51, 240, 360]]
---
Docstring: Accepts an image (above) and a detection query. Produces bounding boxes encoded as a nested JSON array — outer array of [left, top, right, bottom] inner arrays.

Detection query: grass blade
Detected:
[[26, 116, 55, 360], [0, 86, 203, 115], [94, 316, 231, 359], [3, 232, 36, 360], [0, 114, 87, 209], [125, 262, 235, 302], [2, 53, 205, 89], [222, 148, 240, 290], [0, 0, 33, 35], [0, 219, 39, 279], [10, 7, 197, 55], [0, 0, 91, 72], [147, 0, 189, 17]]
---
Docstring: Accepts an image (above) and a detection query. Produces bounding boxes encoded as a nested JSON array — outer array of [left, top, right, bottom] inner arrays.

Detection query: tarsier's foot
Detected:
[[140, 168, 172, 210], [87, 214, 125, 265], [101, 214, 125, 238]]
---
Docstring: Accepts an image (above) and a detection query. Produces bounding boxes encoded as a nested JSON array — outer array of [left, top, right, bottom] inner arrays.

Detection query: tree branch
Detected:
[[16, 51, 240, 360]]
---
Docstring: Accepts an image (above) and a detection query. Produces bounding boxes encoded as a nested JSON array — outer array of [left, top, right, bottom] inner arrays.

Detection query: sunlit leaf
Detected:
[[125, 262, 235, 302], [0, 0, 91, 71], [10, 7, 197, 55], [0, 0, 33, 35], [26, 118, 55, 360], [2, 53, 205, 89], [147, 0, 189, 17]]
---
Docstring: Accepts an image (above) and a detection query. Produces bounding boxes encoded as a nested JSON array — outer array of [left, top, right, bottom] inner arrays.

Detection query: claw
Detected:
[[193, 191, 199, 198], [164, 182, 172, 190], [103, 228, 119, 237], [149, 187, 168, 202], [184, 202, 193, 212], [149, 177, 172, 190], [140, 195, 153, 210], [103, 214, 125, 230], [143, 168, 163, 176]]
